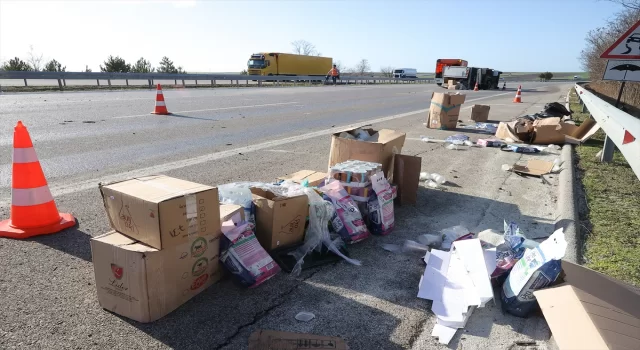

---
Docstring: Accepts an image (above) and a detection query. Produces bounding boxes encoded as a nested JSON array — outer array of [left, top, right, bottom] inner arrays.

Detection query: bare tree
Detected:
[[27, 45, 43, 71], [291, 40, 318, 55], [606, 0, 640, 9], [380, 66, 395, 78], [355, 59, 371, 76]]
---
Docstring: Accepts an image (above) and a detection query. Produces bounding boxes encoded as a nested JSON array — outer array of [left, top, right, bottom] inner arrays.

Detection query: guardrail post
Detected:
[[182, 79, 185, 87], [57, 79, 63, 91], [23, 79, 28, 87], [600, 81, 626, 163], [63, 79, 66, 87], [148, 79, 152, 88], [125, 79, 129, 86], [211, 79, 214, 87], [258, 80, 262, 87], [175, 79, 177, 85], [581, 102, 587, 113], [195, 80, 198, 85], [246, 79, 249, 86], [97, 79, 100, 86], [108, 79, 111, 87]]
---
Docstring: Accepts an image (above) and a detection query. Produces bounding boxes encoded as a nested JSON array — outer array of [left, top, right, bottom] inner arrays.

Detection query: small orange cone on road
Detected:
[[151, 84, 170, 115], [0, 121, 76, 239], [473, 82, 479, 91], [513, 85, 522, 103]]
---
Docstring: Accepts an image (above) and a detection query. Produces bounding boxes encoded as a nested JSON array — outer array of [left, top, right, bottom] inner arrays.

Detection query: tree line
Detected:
[[1, 47, 186, 74]]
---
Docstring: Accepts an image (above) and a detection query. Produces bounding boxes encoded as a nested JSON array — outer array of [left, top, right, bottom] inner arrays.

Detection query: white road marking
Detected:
[[113, 101, 299, 119], [0, 89, 523, 203]]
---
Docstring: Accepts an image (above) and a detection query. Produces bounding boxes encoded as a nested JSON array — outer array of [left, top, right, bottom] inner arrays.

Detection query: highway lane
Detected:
[[0, 84, 514, 190], [0, 82, 569, 349]]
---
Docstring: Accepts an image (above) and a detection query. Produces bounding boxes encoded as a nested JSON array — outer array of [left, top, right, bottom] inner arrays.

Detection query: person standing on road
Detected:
[[328, 64, 340, 85]]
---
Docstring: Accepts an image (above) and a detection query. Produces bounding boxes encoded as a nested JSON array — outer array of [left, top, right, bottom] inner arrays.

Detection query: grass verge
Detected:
[[569, 89, 640, 286]]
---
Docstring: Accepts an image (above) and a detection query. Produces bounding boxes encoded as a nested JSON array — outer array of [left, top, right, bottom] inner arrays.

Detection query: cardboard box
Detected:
[[250, 188, 309, 251], [534, 261, 640, 350], [495, 117, 600, 145], [328, 128, 406, 177], [277, 170, 327, 187], [428, 92, 467, 130], [90, 230, 222, 323], [393, 154, 422, 205], [470, 104, 491, 122], [248, 329, 348, 350], [220, 203, 245, 222], [99, 175, 220, 250]]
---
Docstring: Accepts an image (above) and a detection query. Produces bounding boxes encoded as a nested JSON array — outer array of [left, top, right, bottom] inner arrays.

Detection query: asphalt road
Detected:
[[0, 82, 571, 349]]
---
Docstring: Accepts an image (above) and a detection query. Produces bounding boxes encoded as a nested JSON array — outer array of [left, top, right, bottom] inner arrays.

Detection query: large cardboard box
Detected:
[[277, 170, 327, 187], [100, 175, 220, 250], [495, 117, 599, 145], [90, 230, 222, 323], [248, 329, 348, 350], [534, 261, 640, 350], [427, 92, 467, 130], [250, 188, 309, 251], [470, 104, 491, 122], [328, 128, 406, 177]]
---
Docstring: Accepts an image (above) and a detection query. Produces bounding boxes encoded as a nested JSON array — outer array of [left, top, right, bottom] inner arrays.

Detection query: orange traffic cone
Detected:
[[513, 85, 522, 103], [473, 82, 479, 91], [151, 84, 170, 115], [0, 121, 76, 239]]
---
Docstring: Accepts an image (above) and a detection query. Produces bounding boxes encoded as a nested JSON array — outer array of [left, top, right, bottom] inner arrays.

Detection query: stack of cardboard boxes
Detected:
[[427, 92, 467, 130], [92, 175, 226, 323]]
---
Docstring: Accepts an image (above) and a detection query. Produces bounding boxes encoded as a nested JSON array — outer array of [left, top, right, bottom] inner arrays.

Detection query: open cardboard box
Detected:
[[495, 117, 600, 145], [533, 261, 640, 350]]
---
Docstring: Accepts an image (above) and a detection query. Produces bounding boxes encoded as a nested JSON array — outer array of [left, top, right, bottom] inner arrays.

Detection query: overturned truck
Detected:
[[442, 66, 502, 90]]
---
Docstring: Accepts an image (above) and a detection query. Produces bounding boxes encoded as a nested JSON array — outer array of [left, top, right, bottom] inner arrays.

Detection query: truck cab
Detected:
[[247, 54, 274, 75]]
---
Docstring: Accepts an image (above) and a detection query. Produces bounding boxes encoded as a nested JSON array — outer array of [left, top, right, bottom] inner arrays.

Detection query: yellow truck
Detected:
[[247, 53, 332, 76]]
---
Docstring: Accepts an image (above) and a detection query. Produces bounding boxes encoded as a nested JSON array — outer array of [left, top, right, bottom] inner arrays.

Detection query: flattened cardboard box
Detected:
[[534, 261, 640, 350], [512, 160, 554, 177], [277, 170, 327, 187], [495, 117, 600, 145], [328, 128, 406, 177], [428, 92, 467, 130], [248, 329, 348, 350], [100, 175, 221, 250], [91, 230, 222, 323], [250, 188, 309, 251]]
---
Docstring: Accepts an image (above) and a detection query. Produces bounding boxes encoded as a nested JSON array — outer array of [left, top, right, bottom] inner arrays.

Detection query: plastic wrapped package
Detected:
[[367, 172, 395, 235], [440, 225, 473, 250], [492, 221, 526, 279], [218, 183, 256, 225], [219, 221, 280, 288], [320, 180, 370, 244]]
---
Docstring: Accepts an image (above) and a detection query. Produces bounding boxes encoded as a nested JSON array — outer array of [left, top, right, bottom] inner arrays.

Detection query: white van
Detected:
[[393, 68, 417, 79]]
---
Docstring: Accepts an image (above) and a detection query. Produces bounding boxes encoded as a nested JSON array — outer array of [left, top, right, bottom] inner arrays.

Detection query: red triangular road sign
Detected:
[[601, 19, 640, 59], [622, 130, 636, 145]]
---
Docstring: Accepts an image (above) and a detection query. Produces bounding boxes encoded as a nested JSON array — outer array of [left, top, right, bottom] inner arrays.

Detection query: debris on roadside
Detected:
[[294, 311, 316, 322], [510, 160, 555, 177], [427, 92, 466, 130], [248, 329, 348, 350], [470, 104, 491, 122]]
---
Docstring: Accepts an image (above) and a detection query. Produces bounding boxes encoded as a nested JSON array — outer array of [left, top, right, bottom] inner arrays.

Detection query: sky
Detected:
[[0, 0, 626, 73]]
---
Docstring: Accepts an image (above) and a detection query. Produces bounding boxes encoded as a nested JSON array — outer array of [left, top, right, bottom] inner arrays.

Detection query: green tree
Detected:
[[43, 59, 66, 72], [1, 57, 32, 71], [100, 55, 130, 73], [131, 57, 154, 73], [85, 65, 92, 72], [240, 69, 248, 75], [158, 56, 177, 73], [544, 72, 554, 80], [538, 73, 546, 81]]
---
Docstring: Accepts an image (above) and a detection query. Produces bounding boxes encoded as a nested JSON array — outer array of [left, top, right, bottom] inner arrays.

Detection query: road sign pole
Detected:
[[601, 81, 626, 163]]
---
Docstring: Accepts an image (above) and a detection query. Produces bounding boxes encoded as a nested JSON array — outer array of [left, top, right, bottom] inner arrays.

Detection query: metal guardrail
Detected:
[[0, 70, 432, 89], [575, 83, 640, 180]]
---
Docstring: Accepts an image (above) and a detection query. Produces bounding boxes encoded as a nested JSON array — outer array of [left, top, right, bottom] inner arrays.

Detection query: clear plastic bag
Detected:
[[218, 182, 257, 225], [280, 183, 361, 276]]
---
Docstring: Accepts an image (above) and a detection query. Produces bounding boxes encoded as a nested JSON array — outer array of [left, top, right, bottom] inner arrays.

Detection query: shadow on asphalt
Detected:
[[31, 222, 92, 262]]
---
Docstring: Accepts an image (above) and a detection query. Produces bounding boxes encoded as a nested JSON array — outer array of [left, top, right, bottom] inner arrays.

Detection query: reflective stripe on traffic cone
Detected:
[[0, 121, 76, 239], [151, 84, 170, 115], [513, 85, 522, 103], [473, 82, 479, 91]]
